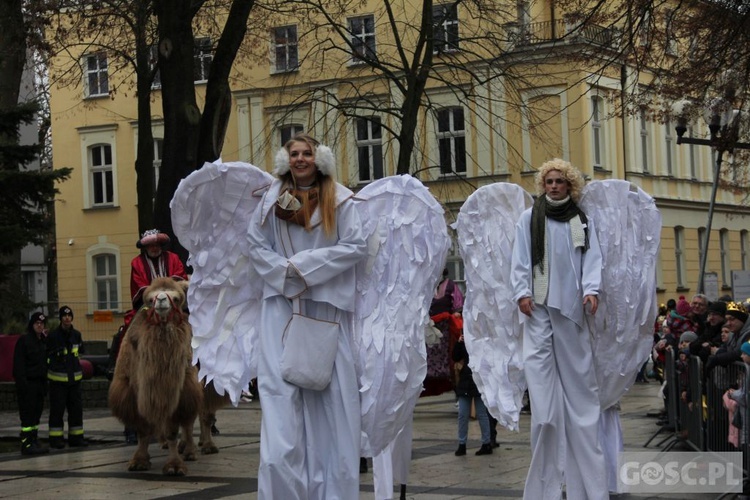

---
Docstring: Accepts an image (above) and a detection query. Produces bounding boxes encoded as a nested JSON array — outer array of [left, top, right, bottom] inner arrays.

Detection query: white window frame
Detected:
[[89, 144, 115, 206], [639, 108, 651, 174], [436, 107, 466, 175], [84, 52, 109, 98], [272, 25, 299, 73], [665, 9, 678, 56], [697, 227, 706, 275], [149, 45, 161, 89], [591, 96, 604, 169], [194, 37, 212, 83], [665, 119, 675, 176], [688, 125, 697, 179], [433, 3, 460, 54], [153, 137, 163, 192], [86, 243, 122, 314], [675, 226, 686, 289], [279, 124, 304, 147], [355, 116, 384, 183], [720, 229, 730, 286], [349, 15, 376, 64]]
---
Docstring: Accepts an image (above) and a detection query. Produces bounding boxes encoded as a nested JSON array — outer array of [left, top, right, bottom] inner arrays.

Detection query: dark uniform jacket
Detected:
[[13, 332, 48, 386], [47, 326, 84, 384]]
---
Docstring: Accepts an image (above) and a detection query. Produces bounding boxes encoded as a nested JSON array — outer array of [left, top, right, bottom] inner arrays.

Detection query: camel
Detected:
[[108, 277, 203, 475]]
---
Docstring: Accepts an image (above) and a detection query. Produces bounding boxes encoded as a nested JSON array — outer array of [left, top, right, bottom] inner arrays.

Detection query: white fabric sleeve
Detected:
[[511, 210, 533, 304], [581, 217, 602, 297]]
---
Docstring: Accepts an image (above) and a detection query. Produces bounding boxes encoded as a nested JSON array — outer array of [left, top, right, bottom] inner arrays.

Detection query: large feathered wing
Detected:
[[579, 180, 661, 411], [170, 161, 273, 405], [454, 182, 533, 431], [353, 175, 450, 457]]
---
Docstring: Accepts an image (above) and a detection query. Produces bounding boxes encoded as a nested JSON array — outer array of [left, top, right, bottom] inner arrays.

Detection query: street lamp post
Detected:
[[673, 97, 750, 295]]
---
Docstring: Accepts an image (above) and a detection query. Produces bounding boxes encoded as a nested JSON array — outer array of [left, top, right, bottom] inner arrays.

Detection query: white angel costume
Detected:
[[455, 179, 660, 500], [171, 154, 449, 500]]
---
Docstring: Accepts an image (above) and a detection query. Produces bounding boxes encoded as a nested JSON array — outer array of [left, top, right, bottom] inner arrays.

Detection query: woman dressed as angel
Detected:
[[247, 133, 367, 499]]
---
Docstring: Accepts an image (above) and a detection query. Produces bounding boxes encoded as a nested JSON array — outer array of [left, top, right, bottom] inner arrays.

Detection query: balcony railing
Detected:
[[504, 19, 619, 48]]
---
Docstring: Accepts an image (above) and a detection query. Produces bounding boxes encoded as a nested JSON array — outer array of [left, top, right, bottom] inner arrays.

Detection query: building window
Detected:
[[665, 119, 675, 176], [22, 271, 36, 302], [639, 10, 651, 47], [94, 253, 118, 310], [720, 229, 730, 286], [742, 230, 749, 270], [273, 26, 298, 73], [279, 124, 304, 147], [355, 116, 383, 183], [688, 126, 697, 179], [591, 96, 604, 169], [437, 107, 466, 175], [153, 138, 163, 191], [665, 9, 678, 55], [85, 52, 109, 97], [697, 227, 706, 276], [149, 45, 161, 89], [89, 144, 114, 206], [194, 37, 212, 83], [640, 108, 650, 173], [675, 226, 686, 288], [433, 3, 459, 53], [349, 15, 376, 63]]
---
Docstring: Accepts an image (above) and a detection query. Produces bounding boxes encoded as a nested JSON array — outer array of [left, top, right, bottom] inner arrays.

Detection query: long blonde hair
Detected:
[[279, 134, 337, 237]]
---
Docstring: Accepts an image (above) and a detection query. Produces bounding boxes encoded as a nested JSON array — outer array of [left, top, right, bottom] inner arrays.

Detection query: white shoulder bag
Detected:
[[277, 219, 339, 391]]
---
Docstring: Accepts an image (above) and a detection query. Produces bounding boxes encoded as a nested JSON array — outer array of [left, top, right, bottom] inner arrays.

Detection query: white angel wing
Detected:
[[170, 161, 273, 405], [580, 180, 661, 411], [454, 182, 533, 431], [353, 175, 450, 457]]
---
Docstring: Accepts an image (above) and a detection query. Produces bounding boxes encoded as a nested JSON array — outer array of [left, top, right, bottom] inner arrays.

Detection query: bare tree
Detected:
[[256, 0, 544, 178]]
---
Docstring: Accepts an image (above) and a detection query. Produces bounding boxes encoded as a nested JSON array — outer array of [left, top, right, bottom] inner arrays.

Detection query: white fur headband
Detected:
[[273, 144, 336, 178]]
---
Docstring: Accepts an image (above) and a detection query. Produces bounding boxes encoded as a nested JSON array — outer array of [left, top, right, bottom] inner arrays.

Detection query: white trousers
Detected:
[[522, 305, 608, 500], [372, 420, 413, 500]]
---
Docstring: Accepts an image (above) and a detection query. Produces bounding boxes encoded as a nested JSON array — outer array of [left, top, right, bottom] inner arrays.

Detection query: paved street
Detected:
[[0, 382, 731, 498]]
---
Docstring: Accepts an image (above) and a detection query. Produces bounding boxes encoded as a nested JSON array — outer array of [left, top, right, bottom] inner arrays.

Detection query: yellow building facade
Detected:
[[48, 0, 750, 340]]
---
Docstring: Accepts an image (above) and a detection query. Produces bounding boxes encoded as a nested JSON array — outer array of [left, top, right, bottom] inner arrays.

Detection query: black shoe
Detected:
[[491, 439, 500, 448], [49, 437, 66, 449], [359, 457, 368, 473], [68, 437, 88, 448], [21, 436, 49, 456], [476, 443, 493, 455], [211, 424, 220, 436], [454, 444, 466, 456]]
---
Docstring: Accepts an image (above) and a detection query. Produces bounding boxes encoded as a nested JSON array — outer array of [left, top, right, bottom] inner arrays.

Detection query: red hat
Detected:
[[675, 296, 691, 317], [136, 229, 170, 249]]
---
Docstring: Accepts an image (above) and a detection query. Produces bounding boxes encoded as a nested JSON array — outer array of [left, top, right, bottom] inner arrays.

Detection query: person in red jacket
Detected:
[[130, 229, 187, 310]]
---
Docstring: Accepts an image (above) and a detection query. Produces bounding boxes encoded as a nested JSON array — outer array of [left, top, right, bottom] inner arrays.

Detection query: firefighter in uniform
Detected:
[[13, 312, 50, 455], [47, 306, 87, 448]]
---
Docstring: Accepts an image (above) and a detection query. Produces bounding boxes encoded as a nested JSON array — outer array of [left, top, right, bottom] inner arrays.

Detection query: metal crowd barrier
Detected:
[[643, 348, 749, 495]]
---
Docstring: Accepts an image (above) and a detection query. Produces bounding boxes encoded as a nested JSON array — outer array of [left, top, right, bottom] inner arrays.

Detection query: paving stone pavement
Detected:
[[0, 382, 734, 499]]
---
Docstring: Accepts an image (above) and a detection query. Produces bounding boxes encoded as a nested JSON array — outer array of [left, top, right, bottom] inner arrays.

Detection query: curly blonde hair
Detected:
[[534, 158, 585, 203]]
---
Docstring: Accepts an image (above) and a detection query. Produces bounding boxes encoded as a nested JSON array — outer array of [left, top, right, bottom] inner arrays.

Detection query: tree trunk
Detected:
[[153, 0, 201, 261], [197, 0, 256, 165], [134, 1, 155, 234]]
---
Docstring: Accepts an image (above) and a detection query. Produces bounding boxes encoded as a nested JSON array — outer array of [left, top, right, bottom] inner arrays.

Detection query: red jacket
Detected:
[[130, 251, 187, 309]]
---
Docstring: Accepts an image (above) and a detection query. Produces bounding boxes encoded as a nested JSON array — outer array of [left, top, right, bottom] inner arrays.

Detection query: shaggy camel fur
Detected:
[[108, 277, 203, 475]]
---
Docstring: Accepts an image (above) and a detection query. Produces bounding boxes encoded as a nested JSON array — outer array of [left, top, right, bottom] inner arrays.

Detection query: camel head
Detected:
[[143, 277, 187, 325]]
